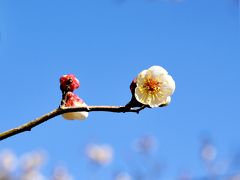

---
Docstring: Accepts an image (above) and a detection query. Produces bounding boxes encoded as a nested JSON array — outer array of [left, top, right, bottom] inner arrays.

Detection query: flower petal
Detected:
[[164, 96, 171, 105], [62, 102, 89, 120], [148, 93, 166, 107], [136, 70, 147, 86], [135, 87, 149, 105], [62, 112, 88, 120], [160, 74, 175, 96], [149, 66, 168, 78]]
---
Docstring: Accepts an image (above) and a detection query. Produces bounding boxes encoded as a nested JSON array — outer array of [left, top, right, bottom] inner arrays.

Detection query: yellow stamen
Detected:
[[143, 79, 161, 94]]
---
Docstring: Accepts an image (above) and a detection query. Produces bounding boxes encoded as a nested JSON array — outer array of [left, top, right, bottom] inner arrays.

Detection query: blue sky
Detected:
[[0, 0, 239, 179]]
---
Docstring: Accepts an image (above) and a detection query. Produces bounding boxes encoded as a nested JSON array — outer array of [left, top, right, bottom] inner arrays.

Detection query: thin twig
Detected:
[[0, 105, 146, 141]]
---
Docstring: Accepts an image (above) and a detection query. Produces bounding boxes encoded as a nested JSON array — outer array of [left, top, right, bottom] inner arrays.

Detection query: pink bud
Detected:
[[60, 74, 80, 92], [64, 92, 84, 106], [62, 92, 88, 120]]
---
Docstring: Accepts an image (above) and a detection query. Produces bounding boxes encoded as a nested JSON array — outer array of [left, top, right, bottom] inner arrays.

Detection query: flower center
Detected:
[[144, 79, 160, 94]]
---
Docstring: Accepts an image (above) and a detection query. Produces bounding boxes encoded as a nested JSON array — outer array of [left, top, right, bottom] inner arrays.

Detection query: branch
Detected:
[[0, 105, 147, 141]]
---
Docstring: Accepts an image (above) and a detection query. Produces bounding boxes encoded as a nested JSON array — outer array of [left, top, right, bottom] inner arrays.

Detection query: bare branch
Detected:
[[0, 105, 147, 141]]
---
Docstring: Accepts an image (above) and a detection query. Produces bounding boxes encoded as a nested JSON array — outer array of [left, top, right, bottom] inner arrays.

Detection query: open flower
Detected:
[[86, 144, 113, 166], [135, 66, 175, 107], [61, 92, 88, 120], [60, 74, 80, 92], [0, 150, 17, 172], [20, 151, 46, 172]]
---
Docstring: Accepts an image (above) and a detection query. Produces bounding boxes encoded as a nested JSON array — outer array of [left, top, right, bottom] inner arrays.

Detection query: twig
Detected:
[[0, 105, 147, 141]]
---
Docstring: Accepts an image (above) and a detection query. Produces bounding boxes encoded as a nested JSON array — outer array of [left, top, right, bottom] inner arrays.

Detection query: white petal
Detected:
[[165, 96, 171, 104], [159, 74, 175, 96], [148, 98, 162, 107], [148, 65, 168, 78], [135, 87, 148, 105], [62, 102, 89, 120], [74, 111, 88, 119], [148, 93, 166, 107], [62, 112, 88, 120], [136, 69, 147, 86], [62, 113, 74, 120], [165, 75, 175, 93]]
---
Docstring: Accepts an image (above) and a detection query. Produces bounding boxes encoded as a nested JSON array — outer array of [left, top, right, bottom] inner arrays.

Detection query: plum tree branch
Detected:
[[0, 105, 147, 141]]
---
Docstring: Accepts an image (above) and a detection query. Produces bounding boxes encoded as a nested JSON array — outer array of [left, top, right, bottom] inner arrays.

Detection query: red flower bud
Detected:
[[62, 92, 88, 120], [60, 74, 80, 92], [64, 92, 84, 107]]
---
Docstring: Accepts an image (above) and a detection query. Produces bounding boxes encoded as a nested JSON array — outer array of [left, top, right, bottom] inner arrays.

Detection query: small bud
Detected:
[[60, 74, 80, 92], [61, 92, 88, 120]]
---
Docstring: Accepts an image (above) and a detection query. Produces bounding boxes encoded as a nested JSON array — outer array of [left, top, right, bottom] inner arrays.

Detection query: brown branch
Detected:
[[0, 105, 147, 141]]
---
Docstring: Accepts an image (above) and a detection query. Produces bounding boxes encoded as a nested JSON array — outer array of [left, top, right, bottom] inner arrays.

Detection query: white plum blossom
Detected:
[[20, 170, 47, 180], [86, 144, 113, 166], [19, 151, 47, 180], [52, 166, 74, 180], [135, 65, 175, 107], [20, 151, 46, 171], [0, 150, 17, 172]]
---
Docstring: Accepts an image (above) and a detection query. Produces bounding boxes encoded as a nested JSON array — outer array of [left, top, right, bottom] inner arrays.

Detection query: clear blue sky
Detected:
[[0, 0, 239, 179]]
